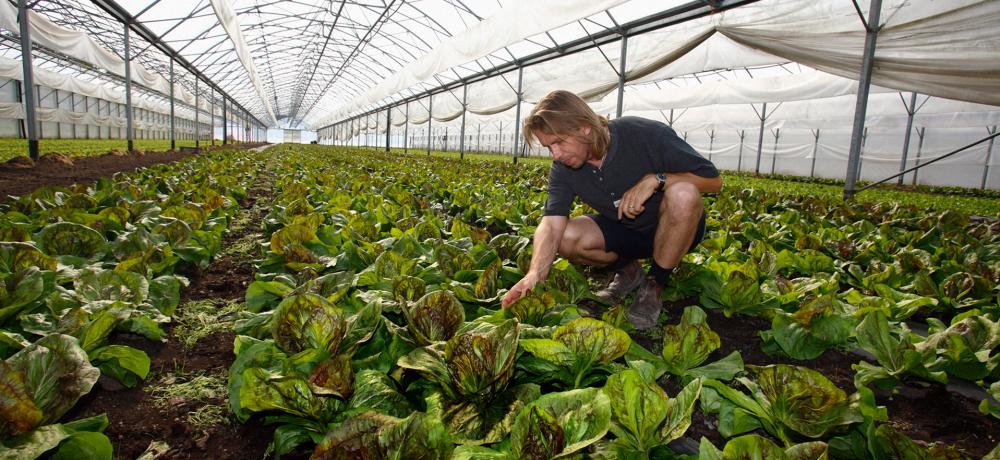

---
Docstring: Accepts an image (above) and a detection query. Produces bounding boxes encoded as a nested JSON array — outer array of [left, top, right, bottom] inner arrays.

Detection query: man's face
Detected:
[[534, 126, 592, 169]]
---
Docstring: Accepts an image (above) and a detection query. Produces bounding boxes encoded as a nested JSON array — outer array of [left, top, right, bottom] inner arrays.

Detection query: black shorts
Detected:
[[587, 211, 706, 261]]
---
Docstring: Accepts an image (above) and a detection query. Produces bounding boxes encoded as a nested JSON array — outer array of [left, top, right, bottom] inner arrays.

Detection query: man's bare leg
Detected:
[[630, 182, 705, 328], [557, 216, 644, 303]]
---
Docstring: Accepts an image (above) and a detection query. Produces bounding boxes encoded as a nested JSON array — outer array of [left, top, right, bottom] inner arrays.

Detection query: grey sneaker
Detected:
[[628, 277, 663, 329], [594, 260, 643, 303]]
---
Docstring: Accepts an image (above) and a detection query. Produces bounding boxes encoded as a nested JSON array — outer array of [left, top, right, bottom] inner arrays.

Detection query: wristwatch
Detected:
[[654, 173, 667, 192]]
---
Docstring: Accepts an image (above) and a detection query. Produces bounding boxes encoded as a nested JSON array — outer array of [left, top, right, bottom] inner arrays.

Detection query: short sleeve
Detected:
[[543, 163, 574, 216], [650, 125, 720, 178]]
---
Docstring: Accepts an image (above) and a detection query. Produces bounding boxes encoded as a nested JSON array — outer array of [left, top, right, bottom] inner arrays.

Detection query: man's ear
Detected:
[[578, 125, 591, 136]]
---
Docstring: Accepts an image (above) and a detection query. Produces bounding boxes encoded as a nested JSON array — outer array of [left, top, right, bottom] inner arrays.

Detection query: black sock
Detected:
[[603, 257, 634, 272], [647, 263, 674, 286]]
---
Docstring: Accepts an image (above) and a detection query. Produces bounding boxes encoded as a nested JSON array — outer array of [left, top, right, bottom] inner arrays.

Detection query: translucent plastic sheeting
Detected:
[[322, 0, 1000, 129], [0, 57, 212, 114], [315, 0, 631, 127], [0, 1, 196, 106], [208, 0, 277, 125]]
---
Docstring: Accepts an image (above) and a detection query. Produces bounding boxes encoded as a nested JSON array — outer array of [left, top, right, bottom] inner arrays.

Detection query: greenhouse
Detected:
[[0, 0, 998, 459]]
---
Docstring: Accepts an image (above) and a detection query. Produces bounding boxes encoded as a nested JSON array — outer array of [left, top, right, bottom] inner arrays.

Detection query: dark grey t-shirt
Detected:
[[543, 116, 718, 231]]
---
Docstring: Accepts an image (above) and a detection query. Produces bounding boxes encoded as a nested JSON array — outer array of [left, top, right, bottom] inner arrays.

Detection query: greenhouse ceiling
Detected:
[[0, 0, 731, 130]]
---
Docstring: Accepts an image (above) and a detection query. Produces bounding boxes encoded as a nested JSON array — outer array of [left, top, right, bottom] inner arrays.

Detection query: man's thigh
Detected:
[[561, 215, 607, 252]]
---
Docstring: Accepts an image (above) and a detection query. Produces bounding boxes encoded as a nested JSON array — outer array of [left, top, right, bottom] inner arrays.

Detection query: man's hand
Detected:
[[501, 272, 541, 308], [618, 174, 658, 220]]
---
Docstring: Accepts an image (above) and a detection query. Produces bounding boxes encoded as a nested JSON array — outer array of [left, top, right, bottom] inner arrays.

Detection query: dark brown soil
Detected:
[[58, 147, 279, 460], [0, 143, 264, 198]]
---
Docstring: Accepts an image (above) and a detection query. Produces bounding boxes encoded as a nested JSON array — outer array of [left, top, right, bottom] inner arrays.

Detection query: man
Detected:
[[500, 90, 721, 328]]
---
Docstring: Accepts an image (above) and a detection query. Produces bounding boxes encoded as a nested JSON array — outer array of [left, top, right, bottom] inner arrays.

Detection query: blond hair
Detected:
[[523, 90, 609, 160]]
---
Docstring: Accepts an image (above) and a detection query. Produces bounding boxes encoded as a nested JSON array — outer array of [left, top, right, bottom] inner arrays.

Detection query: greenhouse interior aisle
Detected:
[[0, 1, 998, 459]]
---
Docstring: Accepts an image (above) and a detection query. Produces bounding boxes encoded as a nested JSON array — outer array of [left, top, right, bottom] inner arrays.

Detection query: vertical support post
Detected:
[[385, 107, 391, 152], [18, 5, 40, 157], [169, 59, 175, 149], [770, 128, 780, 174], [477, 123, 481, 153], [459, 84, 468, 160], [754, 102, 767, 174], [810, 129, 821, 178], [707, 129, 714, 161], [404, 102, 409, 154], [444, 127, 448, 152], [498, 122, 504, 155], [844, 0, 882, 199], [194, 78, 200, 149], [124, 23, 134, 152], [615, 31, 628, 118], [982, 126, 997, 190], [897, 92, 918, 185], [222, 97, 228, 145], [513, 65, 524, 164], [427, 96, 433, 155], [210, 88, 215, 145], [912, 127, 925, 185], [736, 130, 745, 172]]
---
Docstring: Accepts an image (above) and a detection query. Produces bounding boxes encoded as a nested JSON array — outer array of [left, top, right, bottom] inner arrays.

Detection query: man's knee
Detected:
[[659, 182, 703, 216], [558, 217, 601, 259]]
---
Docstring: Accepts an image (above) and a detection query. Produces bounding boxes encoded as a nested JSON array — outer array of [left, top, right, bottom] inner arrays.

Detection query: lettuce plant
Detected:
[[705, 364, 863, 446], [763, 294, 854, 360], [852, 310, 946, 390], [452, 387, 612, 460], [698, 434, 829, 460], [1, 334, 100, 441], [310, 410, 453, 460], [518, 318, 630, 389], [916, 315, 999, 381], [400, 290, 465, 346], [598, 369, 702, 458]]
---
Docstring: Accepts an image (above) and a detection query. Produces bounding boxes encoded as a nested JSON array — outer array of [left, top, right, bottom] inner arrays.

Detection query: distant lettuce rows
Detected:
[[0, 150, 261, 458], [229, 145, 999, 459]]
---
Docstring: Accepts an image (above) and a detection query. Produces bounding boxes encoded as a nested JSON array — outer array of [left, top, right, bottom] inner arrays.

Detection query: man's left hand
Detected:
[[618, 174, 658, 220]]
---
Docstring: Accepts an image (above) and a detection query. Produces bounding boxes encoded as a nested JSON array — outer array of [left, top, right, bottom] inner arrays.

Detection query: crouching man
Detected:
[[500, 90, 721, 328]]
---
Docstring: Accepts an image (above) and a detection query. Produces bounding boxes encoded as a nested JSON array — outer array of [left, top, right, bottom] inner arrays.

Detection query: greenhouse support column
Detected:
[[513, 65, 524, 164], [982, 126, 997, 190], [810, 130, 821, 177], [707, 129, 715, 161], [896, 92, 918, 185], [459, 84, 468, 160], [427, 96, 433, 155], [477, 124, 481, 152], [770, 128, 780, 174], [222, 98, 227, 145], [169, 59, 175, 150], [615, 32, 628, 118], [911, 127, 926, 185], [844, 0, 882, 200], [404, 102, 409, 154], [499, 122, 504, 156], [17, 0, 39, 160], [194, 78, 200, 150], [385, 108, 391, 152], [754, 102, 767, 174], [736, 130, 745, 172], [124, 23, 134, 152]]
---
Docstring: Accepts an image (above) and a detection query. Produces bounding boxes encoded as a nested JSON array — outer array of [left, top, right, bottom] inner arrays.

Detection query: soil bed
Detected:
[[59, 149, 277, 459]]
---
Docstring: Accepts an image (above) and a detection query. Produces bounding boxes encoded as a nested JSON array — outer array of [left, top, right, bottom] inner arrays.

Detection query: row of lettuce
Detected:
[[0, 150, 261, 457], [228, 144, 998, 459]]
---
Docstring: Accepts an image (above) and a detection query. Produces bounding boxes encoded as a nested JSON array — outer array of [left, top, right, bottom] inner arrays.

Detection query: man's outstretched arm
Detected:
[[501, 215, 568, 307]]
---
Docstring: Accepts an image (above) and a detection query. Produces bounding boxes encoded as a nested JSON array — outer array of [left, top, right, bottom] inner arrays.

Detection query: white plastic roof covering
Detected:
[[0, 0, 996, 160]]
